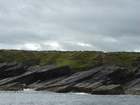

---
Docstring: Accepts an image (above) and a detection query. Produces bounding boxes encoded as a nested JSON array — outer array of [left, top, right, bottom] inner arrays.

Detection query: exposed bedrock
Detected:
[[0, 62, 140, 95]]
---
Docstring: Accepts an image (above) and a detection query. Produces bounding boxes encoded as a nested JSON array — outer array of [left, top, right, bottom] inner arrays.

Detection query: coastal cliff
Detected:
[[0, 50, 140, 95]]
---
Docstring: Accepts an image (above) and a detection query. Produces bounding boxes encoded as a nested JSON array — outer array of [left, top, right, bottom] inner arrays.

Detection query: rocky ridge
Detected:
[[0, 62, 140, 95]]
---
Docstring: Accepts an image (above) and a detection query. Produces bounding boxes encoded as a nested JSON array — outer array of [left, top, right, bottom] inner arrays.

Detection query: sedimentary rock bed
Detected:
[[0, 62, 140, 95]]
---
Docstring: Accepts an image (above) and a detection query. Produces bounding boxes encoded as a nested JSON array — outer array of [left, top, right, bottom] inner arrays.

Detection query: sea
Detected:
[[0, 89, 140, 105]]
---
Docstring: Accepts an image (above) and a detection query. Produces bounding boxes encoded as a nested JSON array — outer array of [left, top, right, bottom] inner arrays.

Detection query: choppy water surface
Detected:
[[0, 90, 140, 105]]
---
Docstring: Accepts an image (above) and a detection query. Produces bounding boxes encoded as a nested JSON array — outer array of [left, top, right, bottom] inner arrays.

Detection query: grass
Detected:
[[102, 52, 140, 67], [0, 50, 140, 69]]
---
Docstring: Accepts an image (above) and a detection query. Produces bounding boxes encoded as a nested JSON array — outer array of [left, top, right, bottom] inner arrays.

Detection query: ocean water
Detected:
[[0, 89, 140, 105]]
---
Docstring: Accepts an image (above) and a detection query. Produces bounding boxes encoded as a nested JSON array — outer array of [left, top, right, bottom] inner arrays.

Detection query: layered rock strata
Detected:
[[0, 62, 140, 95]]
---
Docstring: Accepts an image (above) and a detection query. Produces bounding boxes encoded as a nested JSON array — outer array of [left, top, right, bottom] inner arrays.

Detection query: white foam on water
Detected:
[[74, 92, 89, 95], [23, 88, 36, 92]]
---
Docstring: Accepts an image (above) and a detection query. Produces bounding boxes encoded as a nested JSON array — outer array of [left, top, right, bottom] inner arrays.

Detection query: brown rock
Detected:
[[91, 84, 124, 95]]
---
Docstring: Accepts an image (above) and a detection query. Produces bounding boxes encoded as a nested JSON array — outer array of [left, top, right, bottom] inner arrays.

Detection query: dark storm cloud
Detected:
[[0, 0, 139, 51]]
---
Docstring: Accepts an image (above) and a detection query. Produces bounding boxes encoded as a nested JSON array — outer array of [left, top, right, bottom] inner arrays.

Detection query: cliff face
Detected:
[[0, 62, 140, 95], [0, 50, 140, 94]]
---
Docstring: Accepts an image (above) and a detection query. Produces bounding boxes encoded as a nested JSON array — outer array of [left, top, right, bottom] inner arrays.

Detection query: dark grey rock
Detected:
[[0, 63, 140, 95]]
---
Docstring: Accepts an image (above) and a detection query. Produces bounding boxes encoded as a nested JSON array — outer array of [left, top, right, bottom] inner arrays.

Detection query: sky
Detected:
[[0, 0, 140, 52]]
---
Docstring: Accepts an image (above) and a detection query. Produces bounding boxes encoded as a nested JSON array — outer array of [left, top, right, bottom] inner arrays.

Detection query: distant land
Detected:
[[0, 49, 140, 95]]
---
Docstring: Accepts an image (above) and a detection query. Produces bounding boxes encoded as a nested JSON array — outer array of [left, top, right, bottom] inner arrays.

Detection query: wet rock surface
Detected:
[[0, 62, 140, 95]]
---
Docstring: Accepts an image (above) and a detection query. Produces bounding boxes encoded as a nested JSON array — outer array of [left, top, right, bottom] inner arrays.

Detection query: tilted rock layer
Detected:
[[0, 62, 140, 95]]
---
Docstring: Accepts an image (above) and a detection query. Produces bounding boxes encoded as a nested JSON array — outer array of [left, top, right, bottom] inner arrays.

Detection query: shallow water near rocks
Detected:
[[0, 90, 140, 105]]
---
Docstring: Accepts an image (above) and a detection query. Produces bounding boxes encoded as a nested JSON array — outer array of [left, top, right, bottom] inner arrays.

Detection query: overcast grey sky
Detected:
[[0, 0, 140, 52]]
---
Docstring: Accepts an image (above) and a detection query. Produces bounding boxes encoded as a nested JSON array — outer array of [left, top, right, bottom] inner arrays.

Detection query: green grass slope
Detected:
[[0, 50, 140, 69]]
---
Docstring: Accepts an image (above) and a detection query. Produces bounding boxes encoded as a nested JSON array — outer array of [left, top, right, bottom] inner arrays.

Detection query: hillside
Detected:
[[0, 50, 140, 69]]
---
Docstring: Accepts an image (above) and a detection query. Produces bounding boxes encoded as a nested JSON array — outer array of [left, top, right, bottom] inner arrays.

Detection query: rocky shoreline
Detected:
[[0, 62, 140, 95]]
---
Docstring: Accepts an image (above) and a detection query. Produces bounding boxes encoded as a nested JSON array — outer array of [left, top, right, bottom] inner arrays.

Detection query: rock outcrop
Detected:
[[91, 84, 124, 95], [0, 62, 140, 95]]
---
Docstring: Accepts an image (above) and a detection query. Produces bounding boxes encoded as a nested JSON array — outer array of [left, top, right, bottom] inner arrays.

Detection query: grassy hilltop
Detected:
[[0, 50, 140, 69]]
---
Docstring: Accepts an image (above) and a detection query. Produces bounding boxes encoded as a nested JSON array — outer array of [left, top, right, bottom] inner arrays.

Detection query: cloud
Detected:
[[0, 0, 140, 52]]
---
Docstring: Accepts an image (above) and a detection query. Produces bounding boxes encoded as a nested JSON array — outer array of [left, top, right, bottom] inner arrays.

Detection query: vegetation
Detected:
[[0, 50, 140, 69]]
